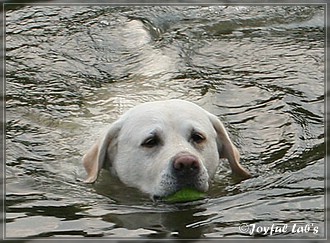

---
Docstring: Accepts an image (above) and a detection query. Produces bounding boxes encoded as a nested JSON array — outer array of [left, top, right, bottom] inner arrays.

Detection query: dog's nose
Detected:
[[173, 155, 200, 176]]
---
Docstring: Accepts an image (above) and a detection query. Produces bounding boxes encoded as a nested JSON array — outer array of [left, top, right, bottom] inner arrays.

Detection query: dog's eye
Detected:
[[191, 132, 206, 144], [141, 136, 160, 148]]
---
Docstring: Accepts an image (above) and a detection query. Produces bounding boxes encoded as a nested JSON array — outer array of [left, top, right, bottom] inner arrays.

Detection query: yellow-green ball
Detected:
[[164, 188, 205, 203]]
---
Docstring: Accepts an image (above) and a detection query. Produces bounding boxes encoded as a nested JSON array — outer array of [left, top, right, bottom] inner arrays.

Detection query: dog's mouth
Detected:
[[153, 167, 209, 202]]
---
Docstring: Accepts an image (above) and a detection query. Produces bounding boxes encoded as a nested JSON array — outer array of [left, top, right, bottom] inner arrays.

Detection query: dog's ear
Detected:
[[82, 121, 122, 183], [208, 113, 251, 179]]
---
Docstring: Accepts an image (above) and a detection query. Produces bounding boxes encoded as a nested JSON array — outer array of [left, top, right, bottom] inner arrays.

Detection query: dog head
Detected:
[[83, 99, 250, 199]]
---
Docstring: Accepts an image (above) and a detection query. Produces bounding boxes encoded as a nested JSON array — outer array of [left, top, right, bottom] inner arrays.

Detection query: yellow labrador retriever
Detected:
[[83, 99, 250, 199]]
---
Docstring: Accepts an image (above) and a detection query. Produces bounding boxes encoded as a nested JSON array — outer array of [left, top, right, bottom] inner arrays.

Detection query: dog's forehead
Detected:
[[118, 100, 214, 137], [122, 100, 210, 125]]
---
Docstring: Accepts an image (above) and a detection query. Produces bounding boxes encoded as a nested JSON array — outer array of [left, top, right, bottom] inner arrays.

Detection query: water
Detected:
[[5, 5, 325, 239]]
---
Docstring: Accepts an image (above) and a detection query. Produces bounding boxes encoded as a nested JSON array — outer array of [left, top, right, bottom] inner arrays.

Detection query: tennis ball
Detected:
[[164, 188, 206, 203]]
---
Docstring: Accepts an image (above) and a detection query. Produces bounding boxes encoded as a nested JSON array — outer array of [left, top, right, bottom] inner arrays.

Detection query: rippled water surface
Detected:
[[5, 5, 325, 239]]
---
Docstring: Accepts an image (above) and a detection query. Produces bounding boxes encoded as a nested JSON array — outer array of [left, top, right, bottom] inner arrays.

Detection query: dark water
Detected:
[[5, 5, 325, 239]]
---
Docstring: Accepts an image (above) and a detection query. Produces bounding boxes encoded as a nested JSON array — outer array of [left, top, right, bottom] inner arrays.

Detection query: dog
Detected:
[[82, 99, 250, 200]]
